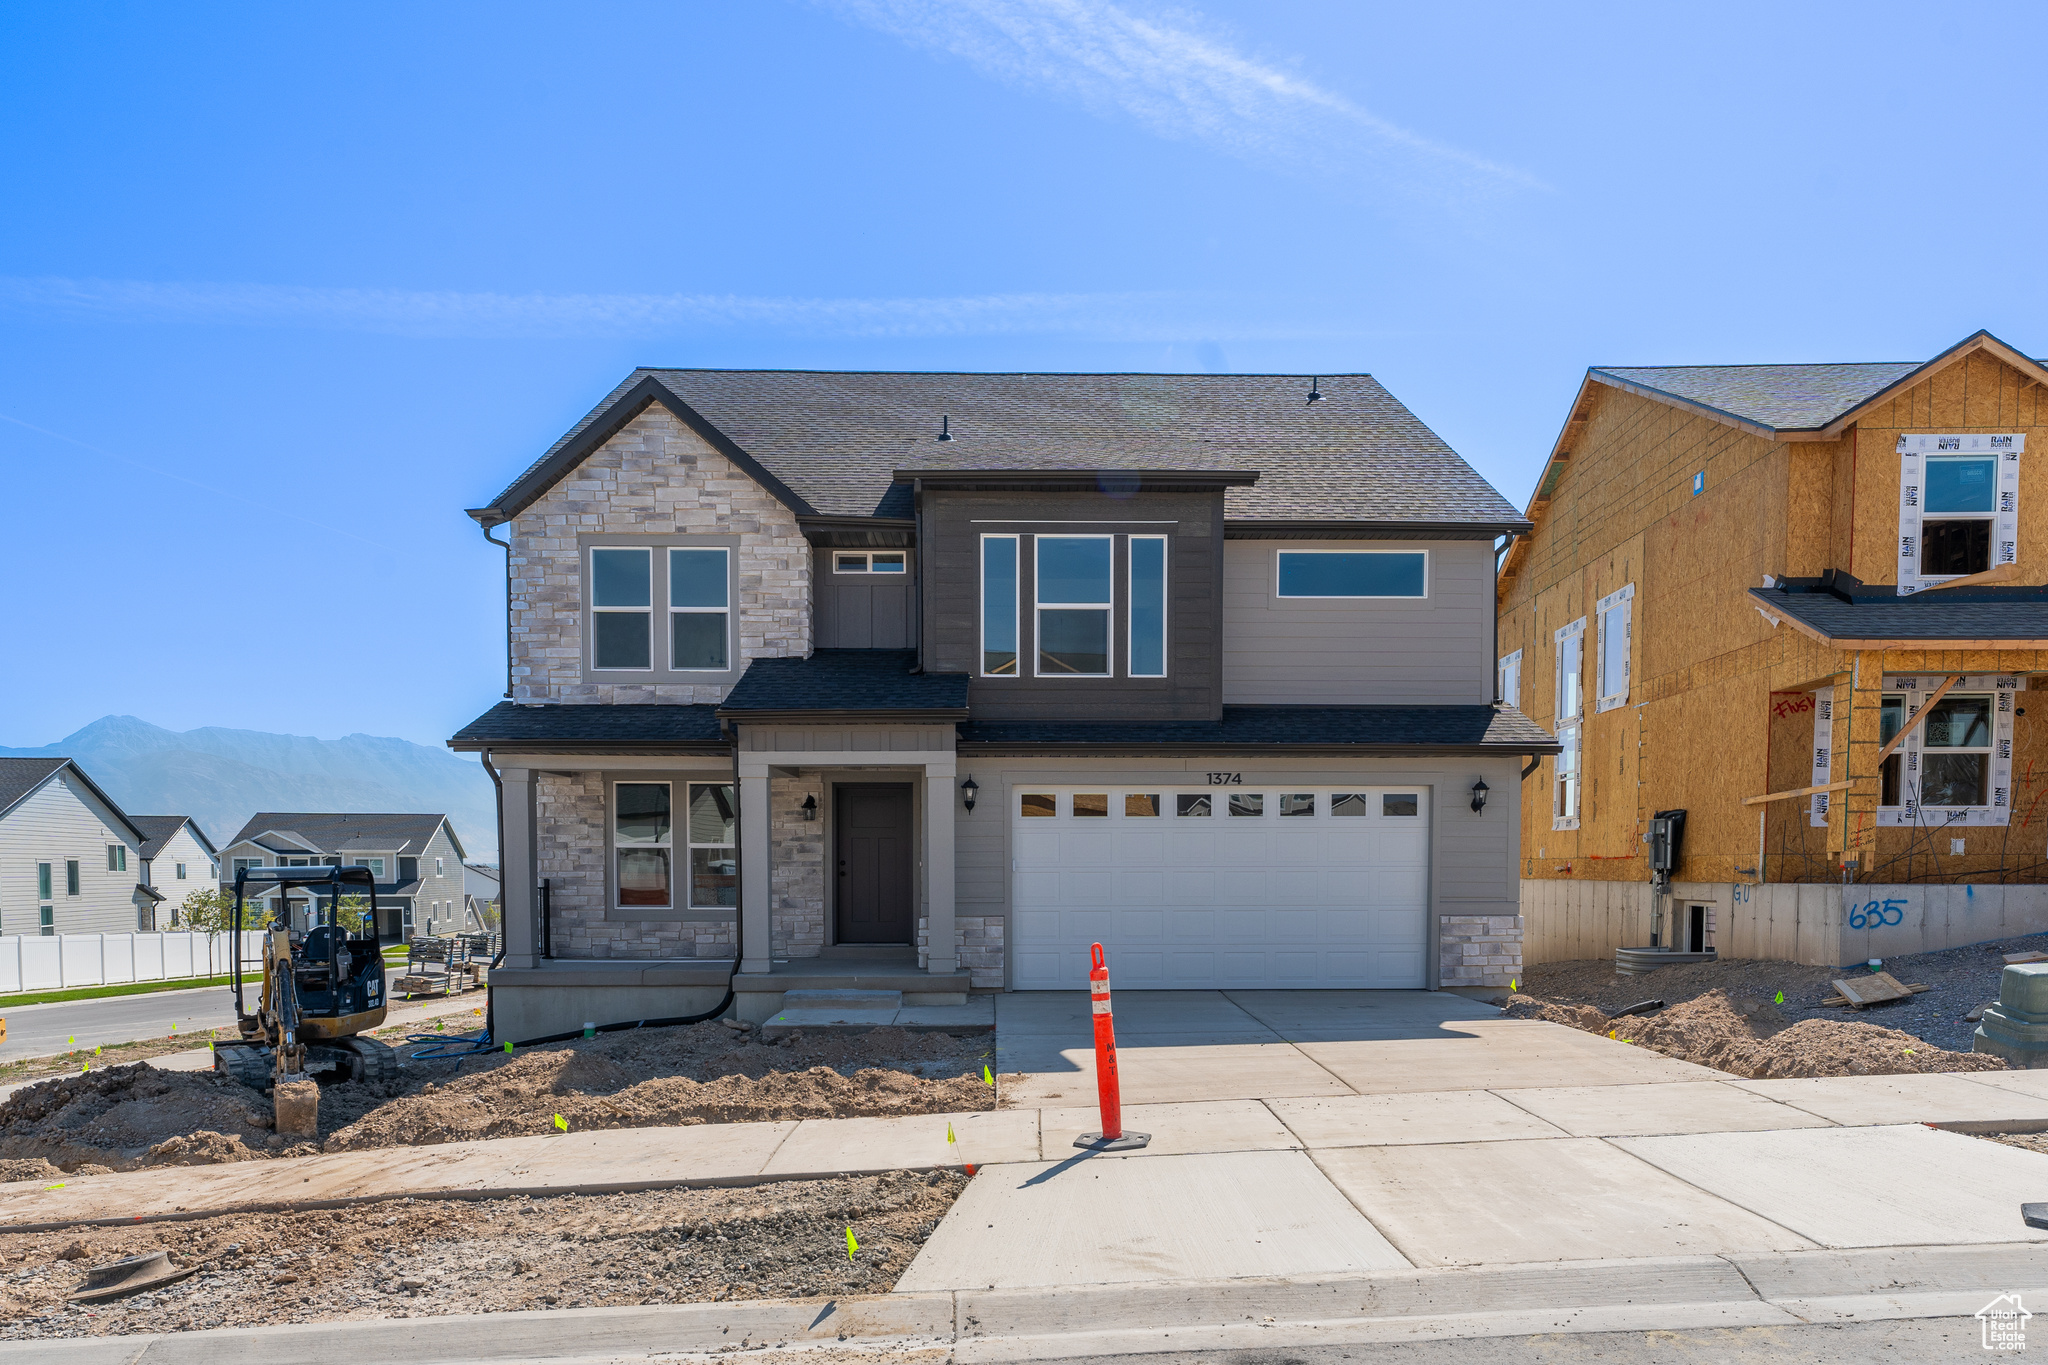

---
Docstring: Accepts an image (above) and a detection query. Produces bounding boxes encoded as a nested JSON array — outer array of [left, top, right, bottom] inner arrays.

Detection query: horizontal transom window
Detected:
[[1276, 550, 1427, 598], [833, 551, 907, 573]]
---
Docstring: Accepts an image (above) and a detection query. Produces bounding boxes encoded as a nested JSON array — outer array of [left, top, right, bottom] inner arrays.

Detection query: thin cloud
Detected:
[[821, 0, 1538, 201], [0, 276, 1369, 342]]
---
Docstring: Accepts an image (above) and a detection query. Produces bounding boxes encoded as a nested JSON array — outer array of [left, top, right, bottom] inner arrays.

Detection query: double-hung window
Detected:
[[981, 536, 1019, 676], [1553, 617, 1586, 829], [1921, 456, 1998, 578], [590, 547, 653, 670], [1128, 536, 1167, 677], [1035, 536, 1113, 676], [686, 783, 738, 907], [1276, 550, 1427, 598], [1595, 584, 1633, 713], [669, 547, 730, 671], [614, 781, 672, 909]]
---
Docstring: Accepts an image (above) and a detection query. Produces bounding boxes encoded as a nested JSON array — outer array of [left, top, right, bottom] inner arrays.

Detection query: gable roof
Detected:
[[129, 814, 218, 861], [0, 756, 147, 841], [471, 370, 1527, 533], [220, 812, 463, 861]]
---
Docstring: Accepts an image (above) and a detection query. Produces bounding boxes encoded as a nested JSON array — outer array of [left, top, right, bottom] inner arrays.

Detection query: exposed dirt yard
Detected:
[[1501, 932, 2048, 1078], [0, 1170, 967, 1340], [0, 1023, 996, 1175]]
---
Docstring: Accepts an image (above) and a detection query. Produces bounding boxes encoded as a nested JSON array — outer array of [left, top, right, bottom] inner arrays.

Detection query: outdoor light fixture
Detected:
[[1306, 377, 1323, 404], [1470, 779, 1490, 814], [960, 775, 979, 812], [800, 794, 817, 821]]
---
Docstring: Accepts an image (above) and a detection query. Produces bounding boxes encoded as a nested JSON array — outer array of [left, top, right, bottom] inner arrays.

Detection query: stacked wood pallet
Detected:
[[1822, 971, 1928, 1008], [392, 936, 472, 998]]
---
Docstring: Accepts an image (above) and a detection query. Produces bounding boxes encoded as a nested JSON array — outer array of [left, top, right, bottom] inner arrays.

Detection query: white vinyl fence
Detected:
[[0, 931, 265, 995]]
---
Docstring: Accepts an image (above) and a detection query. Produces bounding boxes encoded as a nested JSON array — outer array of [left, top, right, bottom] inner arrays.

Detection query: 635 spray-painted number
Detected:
[[1848, 899, 1907, 930]]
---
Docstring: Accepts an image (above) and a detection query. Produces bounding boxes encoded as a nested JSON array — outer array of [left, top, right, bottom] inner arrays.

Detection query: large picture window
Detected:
[[669, 548, 730, 671], [686, 783, 737, 907], [1129, 536, 1167, 677], [614, 781, 672, 908], [590, 547, 653, 670], [1036, 535, 1113, 676], [1276, 550, 1426, 598], [981, 535, 1019, 676]]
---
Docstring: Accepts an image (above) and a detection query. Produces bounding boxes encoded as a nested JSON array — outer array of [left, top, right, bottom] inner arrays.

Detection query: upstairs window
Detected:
[[66, 859, 80, 895], [590, 547, 652, 670], [1595, 584, 1634, 713], [1276, 550, 1427, 598], [37, 862, 51, 899], [350, 857, 387, 878], [1129, 536, 1167, 678], [1896, 434, 2021, 593], [107, 844, 126, 872], [981, 536, 1019, 676], [1498, 649, 1522, 708], [1923, 456, 1997, 577], [232, 856, 263, 875], [833, 551, 907, 573], [176, 863, 187, 880], [1553, 617, 1586, 830], [1036, 536, 1113, 676], [669, 547, 730, 671]]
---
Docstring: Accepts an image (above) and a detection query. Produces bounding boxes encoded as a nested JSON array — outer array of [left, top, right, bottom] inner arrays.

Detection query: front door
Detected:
[[835, 784, 914, 944]]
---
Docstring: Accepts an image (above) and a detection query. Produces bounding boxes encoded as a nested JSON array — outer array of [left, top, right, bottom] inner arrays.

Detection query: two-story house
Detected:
[[1497, 330, 2048, 970], [130, 816, 219, 928], [217, 812, 469, 941], [453, 371, 1553, 1039], [0, 757, 215, 934]]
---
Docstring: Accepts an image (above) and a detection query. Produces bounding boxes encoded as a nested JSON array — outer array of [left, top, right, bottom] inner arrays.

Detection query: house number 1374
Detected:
[[1206, 772, 1243, 785]]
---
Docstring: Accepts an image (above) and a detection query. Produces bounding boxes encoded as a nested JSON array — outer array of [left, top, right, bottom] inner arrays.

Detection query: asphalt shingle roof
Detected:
[[129, 815, 209, 861], [497, 371, 1525, 527], [958, 705, 1557, 753], [1753, 584, 2048, 644], [1591, 362, 1926, 432], [718, 650, 970, 717], [0, 757, 68, 817], [223, 812, 455, 857], [449, 702, 727, 751]]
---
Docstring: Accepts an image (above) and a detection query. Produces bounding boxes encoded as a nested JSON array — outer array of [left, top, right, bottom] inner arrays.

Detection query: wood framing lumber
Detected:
[[1872, 674, 1963, 766], [1743, 779, 1857, 807]]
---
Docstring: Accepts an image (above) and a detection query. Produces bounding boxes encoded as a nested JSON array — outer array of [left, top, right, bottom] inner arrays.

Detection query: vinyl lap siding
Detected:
[[1221, 539, 1496, 706], [0, 773, 142, 935]]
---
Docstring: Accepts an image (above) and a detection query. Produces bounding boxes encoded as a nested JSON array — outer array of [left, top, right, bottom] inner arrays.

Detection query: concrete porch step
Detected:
[[761, 993, 994, 1038]]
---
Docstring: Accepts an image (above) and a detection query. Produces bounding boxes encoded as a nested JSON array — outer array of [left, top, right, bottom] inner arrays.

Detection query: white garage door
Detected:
[[1010, 785, 1430, 990]]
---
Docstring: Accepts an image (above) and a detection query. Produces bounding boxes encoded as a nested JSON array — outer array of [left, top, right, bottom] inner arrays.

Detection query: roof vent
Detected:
[[1306, 377, 1323, 405], [937, 414, 953, 442]]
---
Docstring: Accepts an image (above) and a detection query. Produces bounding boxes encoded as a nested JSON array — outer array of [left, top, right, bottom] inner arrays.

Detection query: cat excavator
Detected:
[[214, 866, 400, 1121]]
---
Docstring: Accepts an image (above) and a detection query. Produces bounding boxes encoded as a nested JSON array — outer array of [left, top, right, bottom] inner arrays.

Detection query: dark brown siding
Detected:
[[921, 488, 1223, 722], [813, 547, 918, 649]]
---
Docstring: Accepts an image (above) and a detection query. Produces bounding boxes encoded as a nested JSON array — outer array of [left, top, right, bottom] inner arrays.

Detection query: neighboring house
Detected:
[[217, 813, 468, 941], [464, 862, 501, 930], [0, 756, 155, 935], [1497, 329, 2048, 967], [453, 370, 1553, 1038], [129, 815, 220, 929]]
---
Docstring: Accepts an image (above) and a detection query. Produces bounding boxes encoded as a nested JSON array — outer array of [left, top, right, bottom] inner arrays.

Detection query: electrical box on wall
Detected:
[[1648, 809, 1687, 889]]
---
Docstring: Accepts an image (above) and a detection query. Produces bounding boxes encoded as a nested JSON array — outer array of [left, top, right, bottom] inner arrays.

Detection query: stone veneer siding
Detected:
[[919, 913, 1004, 990], [536, 772, 735, 960], [770, 771, 825, 958], [1438, 914, 1522, 988], [509, 407, 811, 704]]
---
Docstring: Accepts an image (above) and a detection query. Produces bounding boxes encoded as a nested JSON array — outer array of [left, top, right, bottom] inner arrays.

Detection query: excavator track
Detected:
[[213, 1043, 275, 1093], [335, 1035, 401, 1085]]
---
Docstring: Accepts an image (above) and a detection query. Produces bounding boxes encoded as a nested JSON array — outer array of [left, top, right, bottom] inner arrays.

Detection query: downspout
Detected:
[[478, 747, 507, 1042], [481, 519, 513, 699]]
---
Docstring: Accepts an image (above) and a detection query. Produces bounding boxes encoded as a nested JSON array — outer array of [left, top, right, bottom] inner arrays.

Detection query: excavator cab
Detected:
[[214, 865, 398, 1095]]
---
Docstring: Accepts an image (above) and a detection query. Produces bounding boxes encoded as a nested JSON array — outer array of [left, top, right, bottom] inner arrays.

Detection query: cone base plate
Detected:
[[1074, 1130, 1151, 1151]]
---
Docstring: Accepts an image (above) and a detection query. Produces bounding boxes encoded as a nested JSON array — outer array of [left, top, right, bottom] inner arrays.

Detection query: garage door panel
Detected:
[[1010, 786, 1430, 989]]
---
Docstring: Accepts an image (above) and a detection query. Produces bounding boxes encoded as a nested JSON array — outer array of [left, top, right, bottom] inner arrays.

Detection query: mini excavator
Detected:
[[214, 866, 399, 1126]]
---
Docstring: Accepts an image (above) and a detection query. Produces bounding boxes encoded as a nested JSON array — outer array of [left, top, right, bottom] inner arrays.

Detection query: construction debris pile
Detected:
[[1504, 987, 2004, 1078], [0, 1171, 967, 1340], [0, 1023, 994, 1175]]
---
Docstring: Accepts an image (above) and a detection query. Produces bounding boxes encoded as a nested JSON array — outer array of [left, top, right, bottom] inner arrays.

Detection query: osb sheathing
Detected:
[[1501, 351, 2048, 887]]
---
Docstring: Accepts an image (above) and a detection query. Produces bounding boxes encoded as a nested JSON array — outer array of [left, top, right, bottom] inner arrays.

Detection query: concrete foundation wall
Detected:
[[1523, 877, 2048, 968], [491, 982, 730, 1044]]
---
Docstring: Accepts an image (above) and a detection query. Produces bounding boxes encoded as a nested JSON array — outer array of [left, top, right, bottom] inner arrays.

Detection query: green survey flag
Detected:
[[947, 1122, 956, 1145], [553, 1113, 568, 1131], [845, 1226, 858, 1261], [1774, 991, 1785, 1005], [983, 1064, 994, 1087]]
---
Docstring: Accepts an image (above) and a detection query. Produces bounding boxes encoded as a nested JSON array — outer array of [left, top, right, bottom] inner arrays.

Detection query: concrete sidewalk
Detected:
[[11, 1242, 2043, 1364]]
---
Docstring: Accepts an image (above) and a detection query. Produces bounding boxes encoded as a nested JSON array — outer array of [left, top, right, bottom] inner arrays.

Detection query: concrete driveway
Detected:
[[995, 989, 1719, 1107]]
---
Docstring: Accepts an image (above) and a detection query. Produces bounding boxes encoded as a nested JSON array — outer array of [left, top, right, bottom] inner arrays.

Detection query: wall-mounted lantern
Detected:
[[960, 775, 979, 812], [800, 793, 817, 821], [1470, 779, 1489, 814]]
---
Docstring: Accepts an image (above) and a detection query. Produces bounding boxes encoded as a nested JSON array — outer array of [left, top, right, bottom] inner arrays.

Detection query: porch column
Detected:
[[739, 759, 773, 974], [499, 765, 538, 969], [924, 770, 958, 975]]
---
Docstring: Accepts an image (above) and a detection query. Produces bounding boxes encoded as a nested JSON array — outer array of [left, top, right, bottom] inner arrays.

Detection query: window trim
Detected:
[[1274, 548, 1430, 600], [1895, 435, 2022, 595], [684, 781, 738, 910], [1127, 535, 1168, 679], [1033, 534, 1115, 679], [578, 534, 744, 685], [667, 545, 732, 673], [1553, 616, 1586, 831], [980, 534, 1021, 679], [1594, 584, 1634, 714]]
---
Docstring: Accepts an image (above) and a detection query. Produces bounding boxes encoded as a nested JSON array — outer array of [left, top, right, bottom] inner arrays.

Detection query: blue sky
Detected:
[[4, 1, 2045, 748]]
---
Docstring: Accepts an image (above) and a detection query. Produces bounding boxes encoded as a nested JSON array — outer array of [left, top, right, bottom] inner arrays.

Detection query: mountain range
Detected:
[[0, 716, 497, 860]]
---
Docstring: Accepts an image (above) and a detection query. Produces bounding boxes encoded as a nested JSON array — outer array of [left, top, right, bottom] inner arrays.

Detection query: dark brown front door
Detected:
[[836, 784, 914, 944]]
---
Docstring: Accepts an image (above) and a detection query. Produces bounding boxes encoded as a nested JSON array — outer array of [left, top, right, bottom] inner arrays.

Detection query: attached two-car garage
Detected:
[[1008, 785, 1431, 990]]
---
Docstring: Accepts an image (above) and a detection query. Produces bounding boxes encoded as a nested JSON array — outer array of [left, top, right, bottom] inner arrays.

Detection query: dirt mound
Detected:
[[1506, 988, 2003, 1079], [0, 1022, 994, 1174], [0, 1065, 276, 1173], [325, 1026, 994, 1151]]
